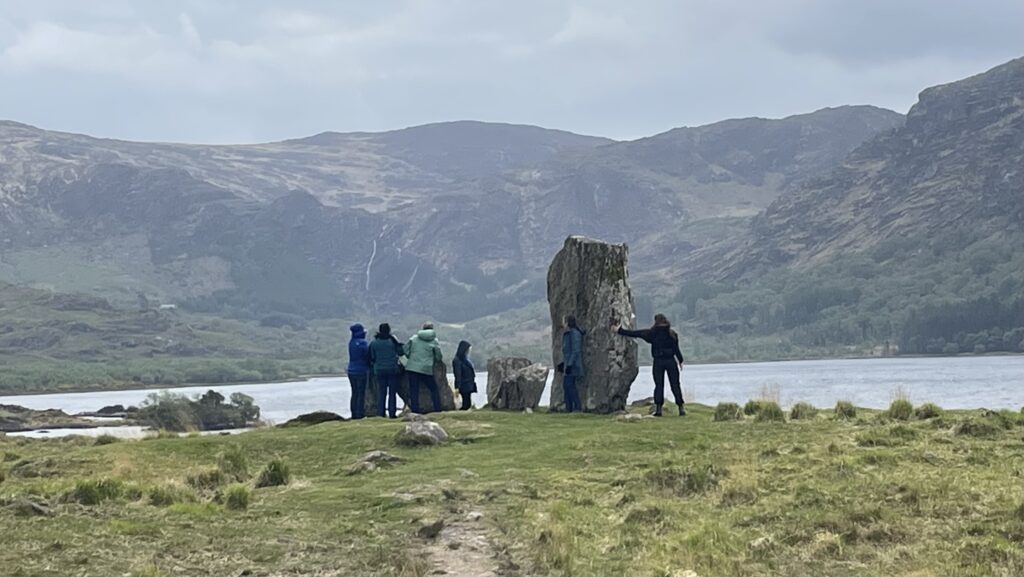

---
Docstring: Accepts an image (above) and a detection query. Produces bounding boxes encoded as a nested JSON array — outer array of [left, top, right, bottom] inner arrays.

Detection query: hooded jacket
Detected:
[[452, 340, 477, 393], [347, 323, 371, 375], [405, 329, 442, 375]]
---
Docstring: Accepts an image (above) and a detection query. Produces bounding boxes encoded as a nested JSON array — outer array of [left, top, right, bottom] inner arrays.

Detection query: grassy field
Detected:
[[2, 402, 1024, 576]]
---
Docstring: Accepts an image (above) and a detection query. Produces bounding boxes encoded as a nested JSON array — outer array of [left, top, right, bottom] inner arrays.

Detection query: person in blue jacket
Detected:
[[452, 340, 477, 410], [368, 323, 404, 418], [559, 315, 584, 413], [346, 323, 371, 419]]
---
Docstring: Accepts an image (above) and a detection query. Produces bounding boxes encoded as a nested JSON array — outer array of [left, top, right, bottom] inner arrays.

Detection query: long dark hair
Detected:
[[653, 313, 678, 340], [376, 323, 391, 338]]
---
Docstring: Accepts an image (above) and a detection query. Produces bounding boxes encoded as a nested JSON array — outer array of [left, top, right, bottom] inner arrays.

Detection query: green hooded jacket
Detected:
[[405, 329, 442, 375]]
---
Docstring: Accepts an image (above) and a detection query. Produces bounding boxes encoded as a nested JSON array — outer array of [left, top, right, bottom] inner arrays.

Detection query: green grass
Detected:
[[2, 406, 1024, 576]]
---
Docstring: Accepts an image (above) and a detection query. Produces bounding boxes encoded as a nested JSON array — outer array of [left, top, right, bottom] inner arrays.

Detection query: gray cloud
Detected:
[[1, 0, 1022, 143]]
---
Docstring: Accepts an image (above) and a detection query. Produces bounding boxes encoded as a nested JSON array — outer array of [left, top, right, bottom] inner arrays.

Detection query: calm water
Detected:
[[3, 356, 1022, 437]]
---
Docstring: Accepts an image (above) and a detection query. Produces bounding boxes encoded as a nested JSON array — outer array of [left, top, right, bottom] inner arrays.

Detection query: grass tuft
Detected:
[[914, 402, 943, 419], [834, 400, 857, 420], [93, 434, 120, 446], [755, 402, 786, 423], [224, 483, 251, 511], [743, 400, 765, 416], [255, 458, 290, 488], [65, 478, 126, 505], [186, 468, 227, 492], [886, 399, 914, 421], [789, 402, 819, 420], [954, 419, 1000, 438], [644, 463, 728, 497], [216, 445, 249, 482], [713, 402, 743, 422], [147, 484, 195, 507]]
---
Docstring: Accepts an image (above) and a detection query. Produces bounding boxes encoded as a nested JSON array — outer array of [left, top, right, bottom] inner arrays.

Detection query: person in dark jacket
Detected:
[[452, 340, 477, 410], [347, 323, 371, 419], [368, 323, 404, 418], [560, 315, 585, 413], [615, 313, 686, 416]]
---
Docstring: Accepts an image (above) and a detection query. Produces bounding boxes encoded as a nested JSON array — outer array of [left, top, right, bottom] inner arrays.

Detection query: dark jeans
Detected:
[[653, 358, 684, 407], [348, 372, 368, 419], [409, 371, 441, 413], [376, 372, 399, 418], [563, 374, 582, 413], [460, 391, 472, 410]]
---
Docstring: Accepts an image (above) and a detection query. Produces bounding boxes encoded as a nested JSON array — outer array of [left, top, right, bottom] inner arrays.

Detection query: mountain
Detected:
[[0, 108, 900, 321], [713, 57, 1024, 279]]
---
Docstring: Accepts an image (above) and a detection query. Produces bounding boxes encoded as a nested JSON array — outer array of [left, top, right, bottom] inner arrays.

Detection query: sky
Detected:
[[2, 0, 1023, 144]]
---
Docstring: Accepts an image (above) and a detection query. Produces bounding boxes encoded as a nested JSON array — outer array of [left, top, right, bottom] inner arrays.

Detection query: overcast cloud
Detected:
[[2, 0, 1023, 143]]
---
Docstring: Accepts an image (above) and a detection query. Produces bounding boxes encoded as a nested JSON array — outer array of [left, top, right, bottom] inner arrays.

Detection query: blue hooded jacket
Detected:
[[347, 323, 371, 375]]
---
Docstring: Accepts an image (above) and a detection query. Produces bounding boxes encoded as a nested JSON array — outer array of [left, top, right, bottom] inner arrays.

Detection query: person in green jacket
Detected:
[[405, 323, 443, 413]]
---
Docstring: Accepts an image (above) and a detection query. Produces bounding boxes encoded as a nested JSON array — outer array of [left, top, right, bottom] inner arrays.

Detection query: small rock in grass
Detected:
[[466, 511, 483, 522], [418, 519, 445, 539], [8, 498, 52, 517], [395, 421, 449, 446]]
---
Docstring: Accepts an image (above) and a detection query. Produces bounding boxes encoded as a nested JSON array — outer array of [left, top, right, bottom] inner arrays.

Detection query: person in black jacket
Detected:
[[614, 314, 686, 417], [452, 340, 477, 410], [368, 323, 404, 418]]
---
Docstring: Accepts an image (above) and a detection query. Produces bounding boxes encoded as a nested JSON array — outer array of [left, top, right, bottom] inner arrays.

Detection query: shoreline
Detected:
[[1, 353, 1021, 399]]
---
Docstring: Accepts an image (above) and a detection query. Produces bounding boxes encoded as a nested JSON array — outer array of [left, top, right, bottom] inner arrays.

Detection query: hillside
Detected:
[[0, 109, 900, 320], [663, 57, 1024, 360]]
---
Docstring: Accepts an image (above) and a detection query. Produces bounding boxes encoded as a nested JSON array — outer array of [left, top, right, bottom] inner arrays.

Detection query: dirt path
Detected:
[[420, 512, 510, 577]]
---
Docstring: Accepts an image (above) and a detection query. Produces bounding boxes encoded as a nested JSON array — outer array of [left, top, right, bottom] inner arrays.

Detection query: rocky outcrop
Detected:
[[486, 358, 548, 410], [395, 420, 449, 447], [365, 361, 456, 416], [347, 450, 404, 475], [0, 404, 103, 433], [280, 411, 346, 427], [547, 236, 639, 413]]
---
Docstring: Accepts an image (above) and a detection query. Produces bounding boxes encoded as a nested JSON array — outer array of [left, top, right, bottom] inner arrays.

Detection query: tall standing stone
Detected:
[[547, 236, 639, 413]]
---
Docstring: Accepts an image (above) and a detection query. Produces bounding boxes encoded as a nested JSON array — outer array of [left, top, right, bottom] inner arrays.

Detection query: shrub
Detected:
[[148, 484, 195, 507], [755, 402, 785, 423], [66, 478, 125, 505], [789, 402, 819, 420], [834, 401, 857, 420], [224, 484, 251, 511], [713, 402, 743, 422], [887, 399, 914, 421], [186, 468, 227, 491], [743, 400, 765, 416], [93, 435, 120, 446], [915, 403, 943, 419], [217, 445, 249, 481], [256, 458, 291, 488]]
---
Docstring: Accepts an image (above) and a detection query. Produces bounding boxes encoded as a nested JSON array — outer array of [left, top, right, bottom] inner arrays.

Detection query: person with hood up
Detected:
[[368, 323, 403, 418], [405, 323, 443, 413], [346, 323, 371, 419], [614, 313, 686, 417], [452, 340, 477, 410], [559, 315, 585, 413]]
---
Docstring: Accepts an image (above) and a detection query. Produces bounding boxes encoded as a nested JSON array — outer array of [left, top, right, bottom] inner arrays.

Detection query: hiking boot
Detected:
[[678, 405, 687, 416], [653, 406, 663, 417]]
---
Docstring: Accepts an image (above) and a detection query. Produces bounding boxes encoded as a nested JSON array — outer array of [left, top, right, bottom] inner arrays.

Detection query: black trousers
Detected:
[[652, 358, 684, 407], [459, 392, 472, 410]]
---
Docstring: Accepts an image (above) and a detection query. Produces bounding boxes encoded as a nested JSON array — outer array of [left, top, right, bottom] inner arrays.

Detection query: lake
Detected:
[[2, 356, 1022, 437]]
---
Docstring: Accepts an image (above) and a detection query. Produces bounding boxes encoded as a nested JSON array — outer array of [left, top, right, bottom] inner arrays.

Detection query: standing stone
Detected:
[[365, 360, 456, 416], [487, 358, 548, 410], [547, 236, 639, 413], [486, 357, 530, 406]]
